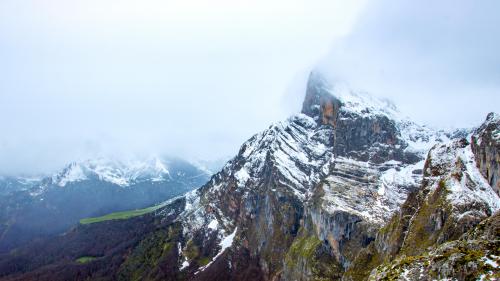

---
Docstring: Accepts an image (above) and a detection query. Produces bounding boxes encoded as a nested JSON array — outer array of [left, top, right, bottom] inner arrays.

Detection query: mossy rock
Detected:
[[344, 243, 383, 281], [117, 223, 183, 281], [284, 227, 343, 281], [184, 239, 200, 260], [288, 234, 320, 262], [198, 256, 211, 266], [400, 181, 453, 256]]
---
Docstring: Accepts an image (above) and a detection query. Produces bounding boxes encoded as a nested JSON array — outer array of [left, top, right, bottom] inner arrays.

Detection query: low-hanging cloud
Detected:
[[0, 0, 365, 175], [317, 0, 500, 128], [1, 0, 498, 176]]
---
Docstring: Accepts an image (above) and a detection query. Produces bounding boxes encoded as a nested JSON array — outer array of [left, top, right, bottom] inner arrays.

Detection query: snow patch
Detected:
[[234, 168, 250, 188], [482, 255, 499, 268], [57, 164, 88, 187], [322, 157, 423, 223], [219, 227, 237, 250], [446, 144, 500, 213], [195, 227, 238, 274], [207, 219, 219, 230], [180, 260, 189, 270], [178, 242, 190, 271]]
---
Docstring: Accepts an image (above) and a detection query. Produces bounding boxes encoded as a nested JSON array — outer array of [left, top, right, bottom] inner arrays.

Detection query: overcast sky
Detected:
[[1, 0, 499, 175], [318, 0, 500, 129]]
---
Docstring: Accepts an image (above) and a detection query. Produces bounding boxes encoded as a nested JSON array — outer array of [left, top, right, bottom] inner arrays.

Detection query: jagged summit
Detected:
[[301, 72, 341, 126], [304, 72, 466, 162], [301, 72, 400, 126]]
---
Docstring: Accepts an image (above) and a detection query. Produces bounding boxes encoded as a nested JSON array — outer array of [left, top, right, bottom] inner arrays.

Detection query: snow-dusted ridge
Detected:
[[0, 156, 223, 195], [324, 80, 401, 121], [51, 157, 172, 187], [5, 156, 215, 198], [330, 83, 460, 156], [426, 137, 500, 215], [232, 113, 335, 199]]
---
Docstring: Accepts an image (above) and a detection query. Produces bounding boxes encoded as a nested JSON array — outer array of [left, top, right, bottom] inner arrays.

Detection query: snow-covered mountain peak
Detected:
[[52, 156, 172, 187], [302, 72, 463, 158], [302, 72, 402, 123], [335, 88, 400, 119], [206, 72, 452, 208], [54, 162, 88, 187]]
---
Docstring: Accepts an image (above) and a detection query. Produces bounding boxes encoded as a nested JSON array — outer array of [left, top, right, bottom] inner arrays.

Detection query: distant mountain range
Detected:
[[0, 157, 219, 252]]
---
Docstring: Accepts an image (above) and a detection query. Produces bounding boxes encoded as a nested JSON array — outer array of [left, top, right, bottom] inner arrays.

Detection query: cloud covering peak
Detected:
[[317, 0, 500, 128]]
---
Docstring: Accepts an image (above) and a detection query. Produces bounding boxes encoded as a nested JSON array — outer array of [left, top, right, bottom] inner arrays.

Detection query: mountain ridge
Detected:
[[0, 156, 212, 253], [0, 72, 497, 281]]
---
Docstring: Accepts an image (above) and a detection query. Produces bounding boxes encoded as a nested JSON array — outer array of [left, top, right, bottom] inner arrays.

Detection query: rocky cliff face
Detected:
[[302, 72, 342, 127], [370, 211, 500, 281], [471, 113, 500, 196], [170, 72, 457, 281], [0, 72, 498, 281], [171, 73, 498, 281], [345, 114, 500, 281]]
